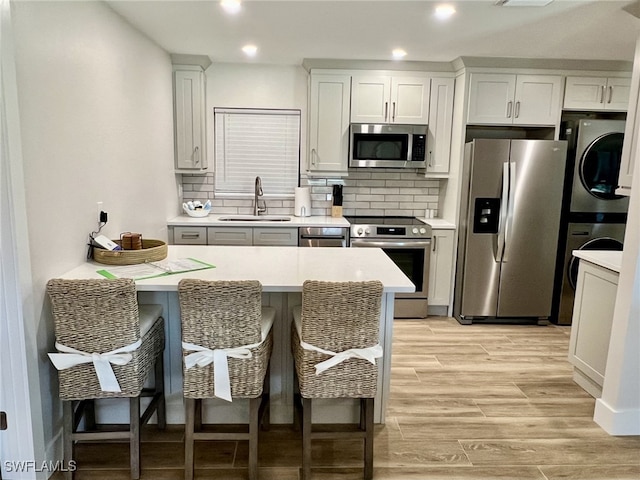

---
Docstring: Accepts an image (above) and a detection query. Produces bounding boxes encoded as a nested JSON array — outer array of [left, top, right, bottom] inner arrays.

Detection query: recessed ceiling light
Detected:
[[392, 49, 407, 60], [220, 0, 241, 15], [242, 44, 258, 57], [495, 0, 553, 5], [434, 4, 456, 20]]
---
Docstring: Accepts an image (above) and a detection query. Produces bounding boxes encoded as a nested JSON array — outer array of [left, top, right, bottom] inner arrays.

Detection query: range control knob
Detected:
[[365, 228, 371, 235], [412, 227, 419, 234], [357, 228, 364, 236], [419, 227, 427, 235]]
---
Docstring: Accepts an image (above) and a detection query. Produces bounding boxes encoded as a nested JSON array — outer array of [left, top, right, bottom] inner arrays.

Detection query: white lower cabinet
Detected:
[[172, 226, 207, 245], [568, 259, 619, 398], [171, 226, 298, 246], [208, 227, 253, 246], [252, 227, 298, 246], [427, 229, 455, 311]]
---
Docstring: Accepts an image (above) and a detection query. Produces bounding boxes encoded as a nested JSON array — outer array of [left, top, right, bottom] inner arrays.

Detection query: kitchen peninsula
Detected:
[[58, 245, 414, 425]]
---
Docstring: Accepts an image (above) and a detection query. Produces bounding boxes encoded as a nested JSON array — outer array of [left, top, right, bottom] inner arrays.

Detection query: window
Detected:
[[214, 108, 300, 197]]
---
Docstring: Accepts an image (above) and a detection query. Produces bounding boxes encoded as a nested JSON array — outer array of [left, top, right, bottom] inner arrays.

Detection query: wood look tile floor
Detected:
[[53, 318, 640, 480]]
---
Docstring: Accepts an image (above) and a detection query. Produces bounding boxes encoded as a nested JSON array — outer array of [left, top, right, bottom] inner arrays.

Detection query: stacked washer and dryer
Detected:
[[556, 118, 629, 325]]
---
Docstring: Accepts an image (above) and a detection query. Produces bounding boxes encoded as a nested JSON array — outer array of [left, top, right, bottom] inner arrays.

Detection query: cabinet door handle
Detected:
[[432, 235, 437, 252], [600, 85, 605, 104], [506, 101, 513, 118], [311, 148, 317, 166], [514, 101, 520, 118], [608, 85, 613, 104], [384, 102, 389, 122], [428, 151, 433, 168], [392, 102, 396, 122], [193, 146, 200, 165]]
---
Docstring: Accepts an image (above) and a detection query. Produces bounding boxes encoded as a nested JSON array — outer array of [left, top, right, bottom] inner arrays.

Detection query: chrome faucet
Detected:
[[253, 176, 267, 216]]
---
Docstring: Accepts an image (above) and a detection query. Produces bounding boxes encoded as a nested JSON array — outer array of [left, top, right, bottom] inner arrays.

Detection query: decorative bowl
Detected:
[[183, 206, 211, 218], [183, 201, 211, 217]]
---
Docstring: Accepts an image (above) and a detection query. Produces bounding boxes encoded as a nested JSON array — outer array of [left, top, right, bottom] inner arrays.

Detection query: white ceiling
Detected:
[[106, 0, 640, 66]]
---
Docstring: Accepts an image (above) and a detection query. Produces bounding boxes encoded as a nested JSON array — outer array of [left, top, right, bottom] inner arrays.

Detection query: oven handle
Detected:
[[350, 239, 431, 249]]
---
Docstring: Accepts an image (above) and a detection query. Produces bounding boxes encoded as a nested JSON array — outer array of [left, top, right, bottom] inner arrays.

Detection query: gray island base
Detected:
[[58, 245, 414, 425]]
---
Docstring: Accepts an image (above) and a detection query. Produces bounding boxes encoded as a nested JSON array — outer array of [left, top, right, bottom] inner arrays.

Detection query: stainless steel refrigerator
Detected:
[[454, 139, 567, 325]]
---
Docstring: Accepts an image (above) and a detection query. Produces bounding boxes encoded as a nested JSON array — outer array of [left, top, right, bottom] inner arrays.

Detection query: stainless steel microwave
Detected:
[[349, 124, 427, 168]]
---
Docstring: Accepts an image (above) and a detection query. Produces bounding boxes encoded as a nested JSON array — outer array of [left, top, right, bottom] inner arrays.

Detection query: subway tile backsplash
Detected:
[[180, 169, 440, 217]]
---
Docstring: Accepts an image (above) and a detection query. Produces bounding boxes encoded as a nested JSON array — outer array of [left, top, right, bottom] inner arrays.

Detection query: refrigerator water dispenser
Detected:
[[473, 198, 500, 234]]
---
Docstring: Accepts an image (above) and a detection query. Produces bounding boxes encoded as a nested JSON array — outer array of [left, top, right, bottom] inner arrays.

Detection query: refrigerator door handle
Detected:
[[503, 161, 517, 262], [496, 162, 509, 262]]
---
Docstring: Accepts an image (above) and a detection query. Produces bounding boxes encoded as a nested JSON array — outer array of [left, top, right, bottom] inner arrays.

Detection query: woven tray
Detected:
[[93, 239, 167, 265]]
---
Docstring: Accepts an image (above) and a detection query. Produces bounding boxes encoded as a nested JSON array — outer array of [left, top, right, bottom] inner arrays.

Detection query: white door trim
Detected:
[[0, 0, 46, 477]]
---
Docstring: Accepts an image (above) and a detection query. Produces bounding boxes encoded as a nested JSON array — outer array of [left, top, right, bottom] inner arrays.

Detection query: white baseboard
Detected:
[[594, 398, 640, 435]]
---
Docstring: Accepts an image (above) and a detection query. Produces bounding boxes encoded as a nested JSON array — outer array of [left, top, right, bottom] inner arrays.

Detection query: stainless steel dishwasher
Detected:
[[298, 227, 348, 247]]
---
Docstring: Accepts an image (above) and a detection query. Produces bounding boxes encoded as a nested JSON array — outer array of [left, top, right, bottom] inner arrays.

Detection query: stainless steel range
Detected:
[[346, 216, 431, 318]]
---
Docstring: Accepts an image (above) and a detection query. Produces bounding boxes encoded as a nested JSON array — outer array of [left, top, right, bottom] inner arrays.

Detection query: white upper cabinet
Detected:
[[174, 66, 207, 172], [351, 75, 430, 124], [467, 73, 562, 126], [618, 38, 640, 196], [563, 76, 631, 111], [307, 73, 351, 174], [426, 77, 454, 175]]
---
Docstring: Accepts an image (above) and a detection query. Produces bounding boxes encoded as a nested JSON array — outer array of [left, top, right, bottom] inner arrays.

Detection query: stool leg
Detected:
[[302, 398, 312, 480], [261, 365, 270, 431], [184, 398, 196, 480], [363, 398, 374, 480], [194, 398, 202, 432], [154, 355, 166, 430], [84, 400, 96, 431], [249, 397, 260, 480], [129, 397, 141, 480], [62, 400, 74, 480]]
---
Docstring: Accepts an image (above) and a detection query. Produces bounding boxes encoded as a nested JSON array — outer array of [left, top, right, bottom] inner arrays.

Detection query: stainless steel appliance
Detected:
[[298, 227, 348, 247], [347, 216, 431, 318], [557, 219, 625, 325], [454, 139, 568, 325], [569, 119, 628, 214], [349, 124, 427, 168]]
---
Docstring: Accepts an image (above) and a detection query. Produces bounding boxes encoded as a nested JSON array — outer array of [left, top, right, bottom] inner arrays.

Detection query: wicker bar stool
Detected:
[[46, 278, 166, 480], [178, 279, 275, 480], [291, 280, 384, 480]]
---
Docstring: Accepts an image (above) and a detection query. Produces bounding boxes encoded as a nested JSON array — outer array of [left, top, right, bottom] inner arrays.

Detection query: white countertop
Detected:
[[418, 218, 456, 230], [61, 245, 415, 293], [573, 250, 623, 273], [168, 214, 350, 228]]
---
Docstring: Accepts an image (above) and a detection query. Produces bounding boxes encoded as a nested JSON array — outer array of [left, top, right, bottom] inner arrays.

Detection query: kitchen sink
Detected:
[[218, 215, 292, 222]]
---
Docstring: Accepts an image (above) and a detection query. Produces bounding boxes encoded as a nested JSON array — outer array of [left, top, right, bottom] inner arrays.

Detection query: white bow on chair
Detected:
[[299, 339, 383, 375], [48, 340, 142, 393], [182, 341, 264, 402]]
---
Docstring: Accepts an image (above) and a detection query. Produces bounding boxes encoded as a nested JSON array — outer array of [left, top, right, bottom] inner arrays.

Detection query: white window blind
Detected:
[[214, 108, 300, 197]]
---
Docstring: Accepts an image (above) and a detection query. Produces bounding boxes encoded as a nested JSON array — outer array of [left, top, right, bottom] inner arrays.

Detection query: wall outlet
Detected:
[[326, 193, 332, 201], [96, 202, 108, 223], [96, 201, 103, 221]]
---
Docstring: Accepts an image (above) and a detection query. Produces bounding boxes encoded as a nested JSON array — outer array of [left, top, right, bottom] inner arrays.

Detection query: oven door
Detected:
[[350, 239, 430, 299]]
